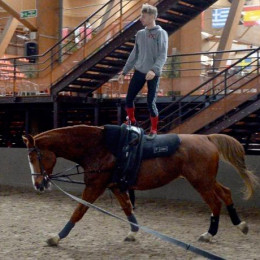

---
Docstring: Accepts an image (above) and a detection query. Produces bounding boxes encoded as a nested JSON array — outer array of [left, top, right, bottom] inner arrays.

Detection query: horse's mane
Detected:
[[34, 125, 103, 140]]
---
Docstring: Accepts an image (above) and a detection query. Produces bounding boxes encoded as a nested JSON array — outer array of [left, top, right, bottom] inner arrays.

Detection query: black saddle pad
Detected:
[[104, 124, 181, 160], [143, 134, 181, 159]]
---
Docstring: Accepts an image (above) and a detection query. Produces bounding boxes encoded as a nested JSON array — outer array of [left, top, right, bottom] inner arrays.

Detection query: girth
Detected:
[[104, 124, 144, 191]]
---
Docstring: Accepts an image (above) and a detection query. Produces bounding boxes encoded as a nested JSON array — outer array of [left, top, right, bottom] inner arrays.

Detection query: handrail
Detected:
[[142, 47, 260, 132], [0, 0, 152, 96], [167, 48, 258, 58], [48, 0, 159, 88], [0, 46, 256, 99], [161, 67, 259, 132], [50, 0, 135, 64]]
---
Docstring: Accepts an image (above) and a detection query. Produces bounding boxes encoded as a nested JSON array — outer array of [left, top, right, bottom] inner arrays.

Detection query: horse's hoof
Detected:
[[198, 232, 213, 243], [237, 221, 249, 235], [124, 236, 136, 242], [46, 235, 60, 246], [124, 231, 137, 242]]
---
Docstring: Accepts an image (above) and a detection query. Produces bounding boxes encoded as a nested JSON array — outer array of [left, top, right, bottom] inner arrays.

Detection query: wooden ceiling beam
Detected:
[[0, 16, 19, 57], [0, 0, 37, 31]]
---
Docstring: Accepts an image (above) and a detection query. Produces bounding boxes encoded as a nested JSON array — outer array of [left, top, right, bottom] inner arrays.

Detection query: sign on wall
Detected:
[[20, 9, 37, 19]]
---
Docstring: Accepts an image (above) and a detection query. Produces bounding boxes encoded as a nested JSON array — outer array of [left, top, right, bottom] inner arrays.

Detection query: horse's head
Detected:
[[23, 134, 57, 192]]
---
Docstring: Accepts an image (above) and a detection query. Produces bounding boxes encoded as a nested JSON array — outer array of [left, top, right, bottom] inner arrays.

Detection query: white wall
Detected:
[[0, 148, 259, 208]]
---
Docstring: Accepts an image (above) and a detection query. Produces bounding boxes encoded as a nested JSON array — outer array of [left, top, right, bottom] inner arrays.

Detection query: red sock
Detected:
[[150, 116, 158, 134], [126, 107, 136, 123]]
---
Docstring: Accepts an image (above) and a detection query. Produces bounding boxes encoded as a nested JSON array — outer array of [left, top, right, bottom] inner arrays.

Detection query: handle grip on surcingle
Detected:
[[126, 116, 131, 126]]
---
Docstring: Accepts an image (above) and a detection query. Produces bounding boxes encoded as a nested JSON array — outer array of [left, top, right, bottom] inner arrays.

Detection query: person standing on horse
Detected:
[[118, 4, 168, 138]]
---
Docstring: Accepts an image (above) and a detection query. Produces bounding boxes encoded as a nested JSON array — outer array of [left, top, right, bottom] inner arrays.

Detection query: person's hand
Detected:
[[146, 70, 155, 81], [118, 73, 124, 84]]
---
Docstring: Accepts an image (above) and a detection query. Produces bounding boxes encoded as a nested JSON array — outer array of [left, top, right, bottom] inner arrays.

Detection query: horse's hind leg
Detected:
[[196, 188, 222, 242], [47, 180, 107, 246], [214, 182, 248, 234], [111, 188, 139, 241]]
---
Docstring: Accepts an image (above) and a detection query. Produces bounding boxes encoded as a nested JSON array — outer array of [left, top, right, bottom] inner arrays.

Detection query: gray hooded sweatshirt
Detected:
[[122, 25, 168, 76]]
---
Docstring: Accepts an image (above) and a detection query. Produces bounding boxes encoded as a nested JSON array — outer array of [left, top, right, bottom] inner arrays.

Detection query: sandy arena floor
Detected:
[[0, 186, 259, 260]]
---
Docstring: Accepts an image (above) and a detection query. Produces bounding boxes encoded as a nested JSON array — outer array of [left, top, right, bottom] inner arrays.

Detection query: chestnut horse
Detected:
[[22, 125, 258, 246]]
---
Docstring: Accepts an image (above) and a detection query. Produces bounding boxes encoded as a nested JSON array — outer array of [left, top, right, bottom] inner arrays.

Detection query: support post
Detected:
[[53, 95, 59, 128], [94, 103, 99, 126], [25, 109, 30, 135], [214, 0, 246, 70], [117, 102, 122, 125]]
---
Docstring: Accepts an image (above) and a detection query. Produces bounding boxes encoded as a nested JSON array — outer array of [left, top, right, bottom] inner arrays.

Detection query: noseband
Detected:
[[28, 146, 50, 188], [28, 147, 47, 176]]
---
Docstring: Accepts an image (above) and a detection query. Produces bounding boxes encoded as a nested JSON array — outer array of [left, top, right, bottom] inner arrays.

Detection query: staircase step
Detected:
[[181, 0, 213, 10], [81, 73, 111, 81], [156, 20, 178, 33], [64, 87, 95, 93], [166, 9, 192, 20], [229, 129, 251, 136], [91, 66, 120, 74], [160, 13, 188, 24], [170, 4, 198, 16], [109, 51, 129, 59], [127, 38, 135, 44], [86, 71, 115, 78], [116, 45, 134, 52], [99, 58, 126, 67], [71, 79, 100, 87]]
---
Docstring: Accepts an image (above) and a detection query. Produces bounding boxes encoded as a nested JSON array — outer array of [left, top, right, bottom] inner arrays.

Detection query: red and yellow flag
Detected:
[[243, 6, 260, 26]]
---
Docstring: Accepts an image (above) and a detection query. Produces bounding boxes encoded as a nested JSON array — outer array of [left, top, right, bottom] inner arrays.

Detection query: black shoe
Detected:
[[124, 120, 139, 127], [146, 132, 157, 140]]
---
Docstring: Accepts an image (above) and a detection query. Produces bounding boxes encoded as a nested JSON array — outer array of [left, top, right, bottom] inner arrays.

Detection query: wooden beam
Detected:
[[214, 0, 246, 69], [0, 16, 19, 57], [0, 0, 37, 31]]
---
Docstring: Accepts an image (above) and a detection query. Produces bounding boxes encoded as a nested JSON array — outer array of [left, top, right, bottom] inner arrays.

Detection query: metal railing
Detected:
[[140, 47, 260, 132], [0, 0, 158, 97], [99, 48, 258, 99]]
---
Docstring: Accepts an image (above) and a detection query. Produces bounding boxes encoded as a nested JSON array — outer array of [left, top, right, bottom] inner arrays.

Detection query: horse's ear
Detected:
[[22, 134, 35, 147]]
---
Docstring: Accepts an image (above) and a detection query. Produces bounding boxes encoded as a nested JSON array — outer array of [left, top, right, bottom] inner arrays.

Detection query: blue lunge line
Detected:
[[50, 180, 225, 260]]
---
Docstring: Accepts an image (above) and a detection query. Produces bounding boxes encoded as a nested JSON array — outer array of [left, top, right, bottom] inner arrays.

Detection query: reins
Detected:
[[50, 179, 225, 260], [50, 164, 85, 185], [28, 147, 100, 185]]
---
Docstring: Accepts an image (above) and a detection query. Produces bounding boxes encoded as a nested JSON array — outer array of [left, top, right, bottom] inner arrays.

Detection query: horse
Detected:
[[22, 125, 258, 246]]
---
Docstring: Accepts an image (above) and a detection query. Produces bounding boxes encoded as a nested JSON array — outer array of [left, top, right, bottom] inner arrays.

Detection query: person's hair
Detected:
[[141, 4, 158, 19]]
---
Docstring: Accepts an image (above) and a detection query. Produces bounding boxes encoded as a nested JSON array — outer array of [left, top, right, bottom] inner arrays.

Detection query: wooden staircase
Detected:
[[50, 0, 218, 96]]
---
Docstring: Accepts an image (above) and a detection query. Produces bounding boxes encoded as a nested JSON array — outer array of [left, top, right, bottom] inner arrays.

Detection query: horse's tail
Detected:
[[207, 134, 259, 199]]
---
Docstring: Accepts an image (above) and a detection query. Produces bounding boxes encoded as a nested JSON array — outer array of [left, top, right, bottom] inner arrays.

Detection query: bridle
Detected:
[[28, 146, 50, 190], [27, 146, 86, 187], [28, 146, 47, 177]]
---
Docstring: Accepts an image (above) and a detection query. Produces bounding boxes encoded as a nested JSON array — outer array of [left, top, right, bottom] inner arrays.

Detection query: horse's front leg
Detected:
[[111, 188, 139, 242], [46, 178, 108, 246]]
